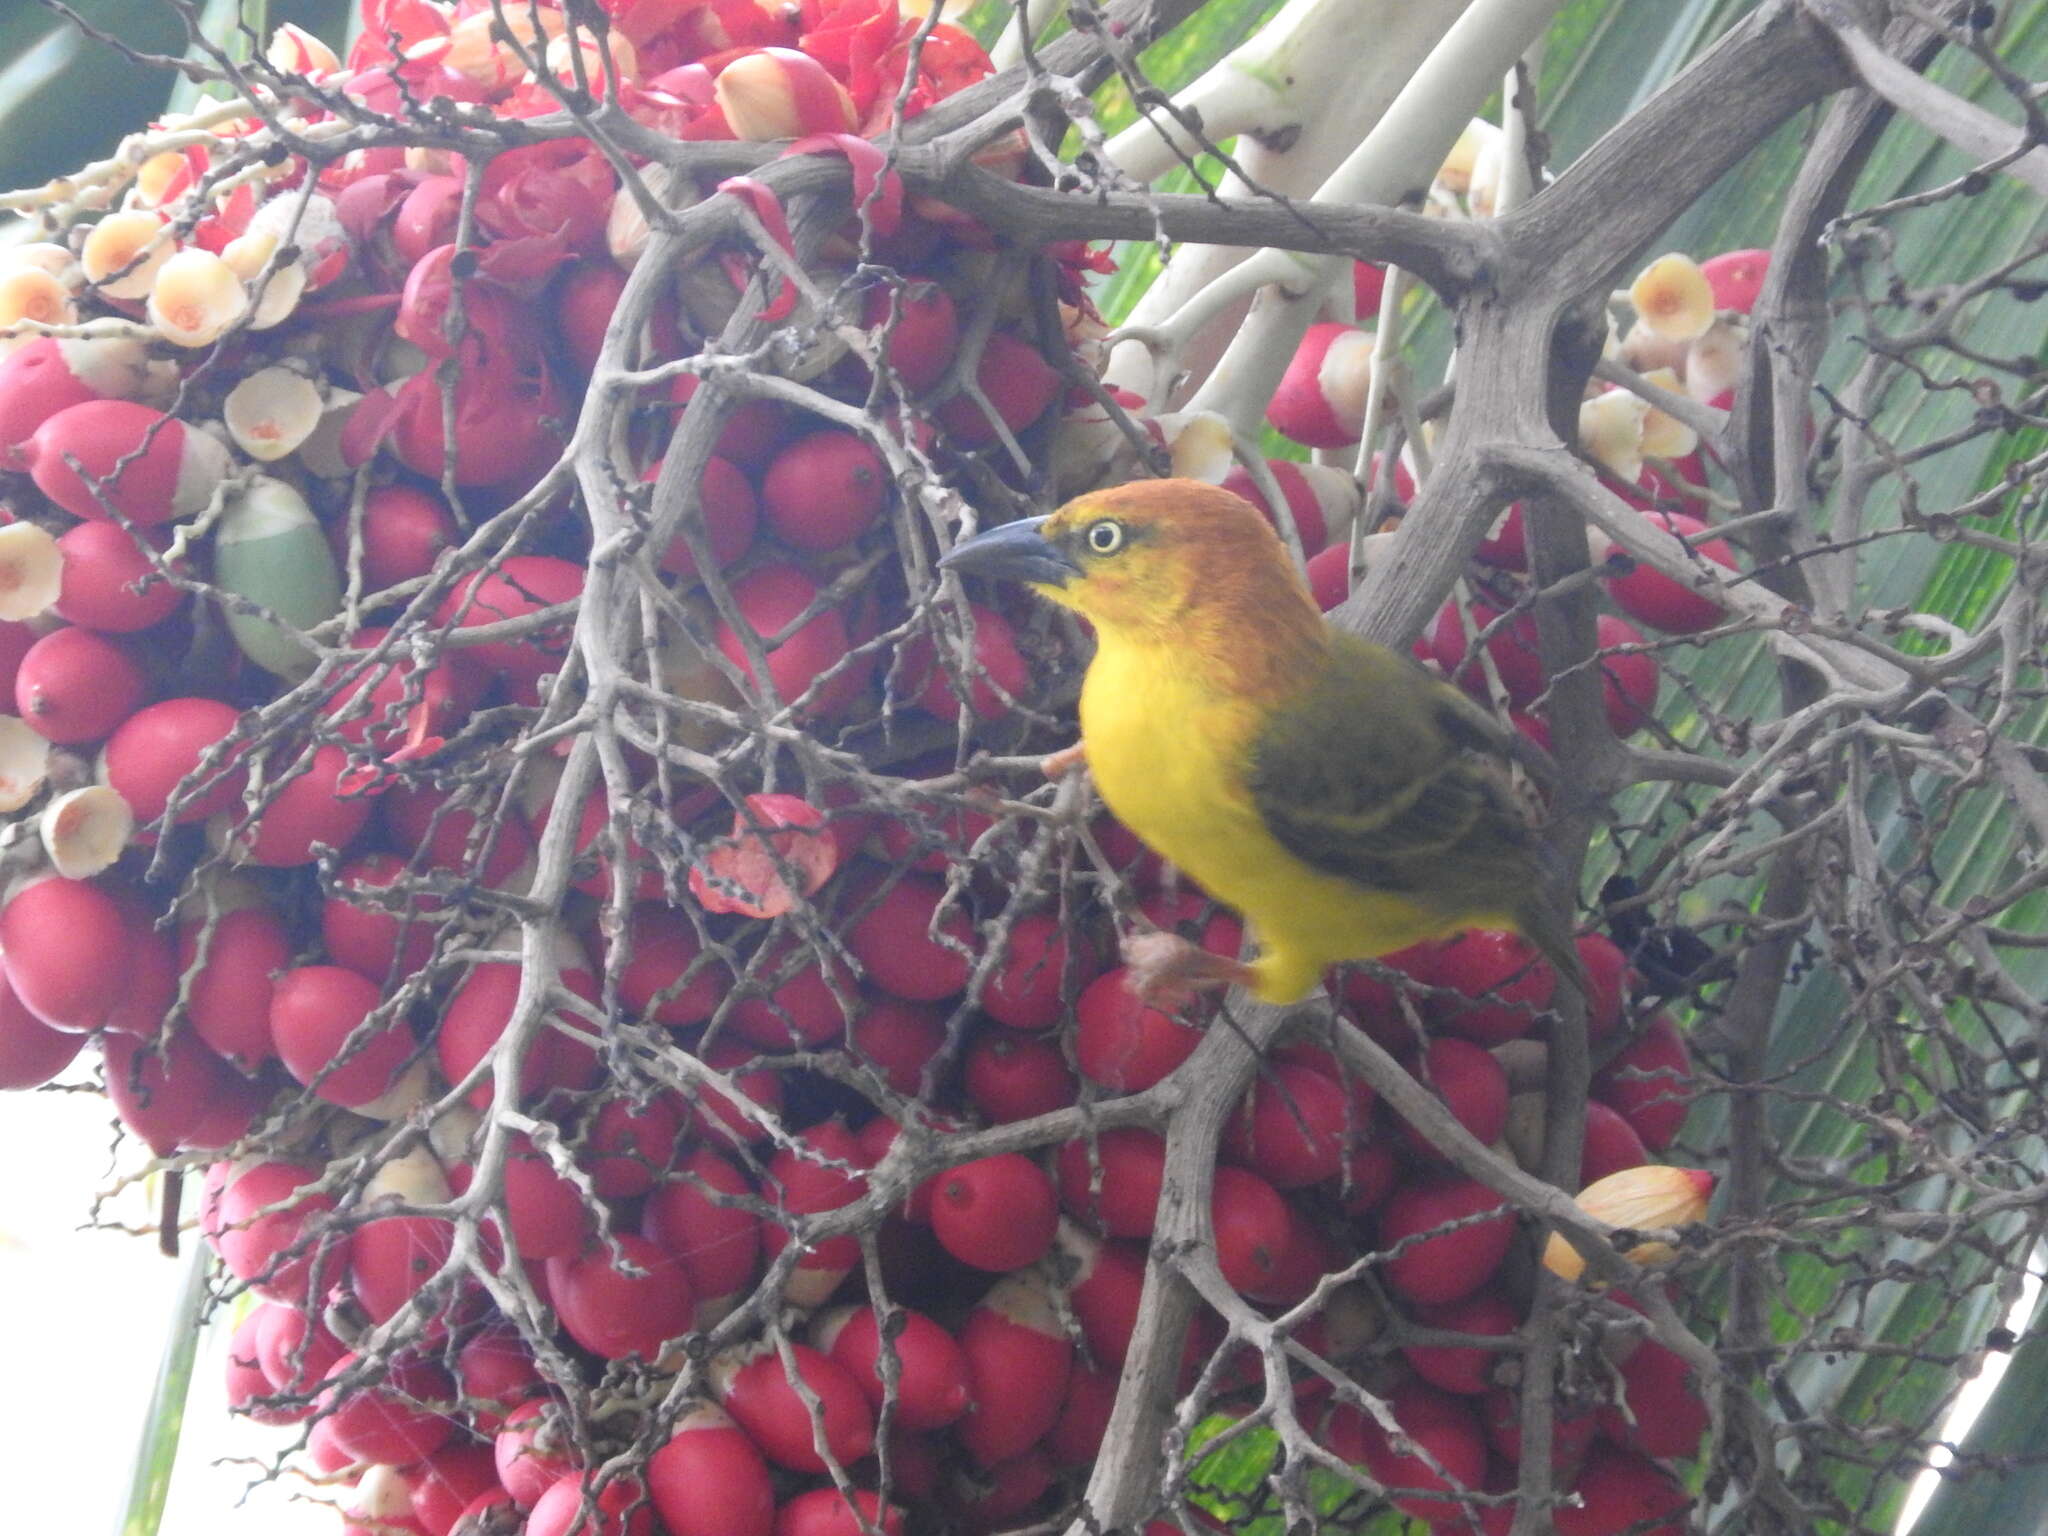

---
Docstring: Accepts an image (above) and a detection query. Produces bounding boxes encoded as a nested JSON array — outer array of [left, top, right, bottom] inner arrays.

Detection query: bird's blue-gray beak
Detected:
[[938, 516, 1080, 588]]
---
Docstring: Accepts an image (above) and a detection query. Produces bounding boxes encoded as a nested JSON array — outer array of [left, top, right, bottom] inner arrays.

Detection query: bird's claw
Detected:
[[1040, 741, 1088, 780], [1120, 930, 1253, 1012]]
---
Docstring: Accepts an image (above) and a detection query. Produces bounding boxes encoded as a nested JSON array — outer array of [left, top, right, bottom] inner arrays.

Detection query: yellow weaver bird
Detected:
[[939, 479, 1580, 1006]]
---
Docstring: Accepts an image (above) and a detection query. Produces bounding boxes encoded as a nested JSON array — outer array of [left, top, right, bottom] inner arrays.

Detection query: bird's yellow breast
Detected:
[[1080, 633, 1450, 1000]]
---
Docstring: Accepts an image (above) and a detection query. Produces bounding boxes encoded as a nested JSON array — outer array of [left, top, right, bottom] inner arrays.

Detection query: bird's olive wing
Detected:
[[1245, 637, 1525, 893]]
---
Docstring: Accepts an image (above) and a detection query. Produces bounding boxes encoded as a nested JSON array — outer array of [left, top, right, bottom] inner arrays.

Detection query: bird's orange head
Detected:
[[939, 480, 1326, 654]]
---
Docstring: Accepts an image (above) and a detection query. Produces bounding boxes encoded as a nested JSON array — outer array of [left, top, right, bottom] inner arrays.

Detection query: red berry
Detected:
[[932, 1153, 1058, 1271]]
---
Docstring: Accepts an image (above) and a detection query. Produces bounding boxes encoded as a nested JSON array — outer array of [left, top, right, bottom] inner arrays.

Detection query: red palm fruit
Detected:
[[55, 520, 183, 631], [0, 969, 84, 1087], [848, 995, 945, 1095], [730, 940, 856, 1049], [454, 1325, 541, 1434], [437, 960, 602, 1109], [381, 782, 535, 886], [1591, 1012, 1693, 1151], [0, 338, 152, 471], [1211, 1165, 1296, 1296], [1074, 968, 1204, 1091], [451, 1132, 588, 1261], [1354, 260, 1387, 315], [760, 1120, 872, 1306], [26, 399, 230, 524], [956, 1269, 1073, 1465], [1138, 888, 1245, 959], [1268, 322, 1374, 448], [862, 280, 958, 392], [613, 902, 724, 1027], [1220, 460, 1345, 555], [322, 637, 479, 761], [714, 46, 857, 138], [1576, 932, 1630, 1041], [254, 1302, 345, 1403], [846, 872, 974, 1001], [814, 1302, 973, 1429], [668, 376, 790, 468], [1397, 1037, 1511, 1162], [1403, 1290, 1520, 1396], [1095, 816, 1169, 890], [227, 1310, 302, 1425], [321, 1352, 455, 1465], [350, 1214, 455, 1324], [526, 1473, 656, 1536], [180, 905, 288, 1070], [1334, 939, 1443, 1041], [1252, 1198, 1339, 1306], [0, 876, 129, 1030], [1554, 1444, 1688, 1535], [104, 696, 245, 824], [678, 1036, 784, 1146], [495, 1402, 580, 1509], [1224, 1060, 1354, 1187], [1475, 505, 1527, 570], [1580, 1099, 1652, 1185], [434, 555, 582, 699], [392, 176, 464, 265], [1604, 510, 1736, 635], [201, 1159, 336, 1303], [102, 1029, 230, 1154], [1321, 1382, 1488, 1523], [1339, 1136, 1400, 1215], [324, 852, 445, 983], [1481, 1382, 1597, 1469], [1700, 247, 1769, 314], [761, 429, 887, 553], [582, 1092, 684, 1198], [408, 1444, 501, 1536], [1597, 1336, 1708, 1460], [894, 601, 1031, 721], [653, 454, 757, 580], [944, 1445, 1056, 1531], [270, 964, 413, 1109], [691, 793, 838, 920], [965, 1030, 1078, 1122], [714, 562, 865, 718], [549, 1233, 695, 1362], [1428, 600, 1546, 709], [1046, 1360, 1119, 1466], [1307, 541, 1354, 611], [1597, 614, 1660, 735], [647, 1405, 775, 1536], [1378, 1176, 1516, 1304], [1057, 1224, 1146, 1367], [776, 1489, 904, 1536], [1055, 1127, 1166, 1238], [716, 1341, 876, 1474], [183, 1061, 273, 1151], [555, 260, 629, 378], [873, 797, 996, 874], [1427, 929, 1556, 1046], [980, 910, 1092, 1030], [933, 1153, 1058, 1271], [355, 484, 459, 589], [237, 745, 375, 866], [15, 627, 145, 743], [643, 1146, 761, 1314], [934, 331, 1065, 447], [0, 619, 31, 699]]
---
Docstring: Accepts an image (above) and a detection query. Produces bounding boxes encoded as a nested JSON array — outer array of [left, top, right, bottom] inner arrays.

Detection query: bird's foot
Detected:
[[1120, 931, 1254, 1012], [1040, 740, 1088, 780]]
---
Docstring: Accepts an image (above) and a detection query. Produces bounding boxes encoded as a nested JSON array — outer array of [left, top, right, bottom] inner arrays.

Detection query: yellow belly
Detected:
[[1079, 638, 1451, 1000]]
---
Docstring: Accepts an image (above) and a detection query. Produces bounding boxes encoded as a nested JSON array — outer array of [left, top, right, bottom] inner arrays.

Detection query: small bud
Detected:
[[1579, 389, 1649, 483], [267, 21, 340, 77], [1159, 410, 1235, 483], [0, 266, 78, 342], [714, 48, 858, 141], [9, 244, 77, 282], [0, 523, 63, 621], [1635, 367, 1699, 459], [130, 148, 202, 211], [0, 717, 51, 812], [82, 210, 176, 300], [40, 784, 134, 878], [1543, 1164, 1715, 1283], [1684, 318, 1747, 404], [546, 29, 638, 94], [446, 5, 566, 91], [148, 248, 249, 348], [1435, 119, 1501, 196], [224, 367, 324, 461], [1628, 253, 1716, 343]]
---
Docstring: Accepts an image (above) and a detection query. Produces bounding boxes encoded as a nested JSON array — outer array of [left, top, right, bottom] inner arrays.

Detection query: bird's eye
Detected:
[[1085, 519, 1126, 555]]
